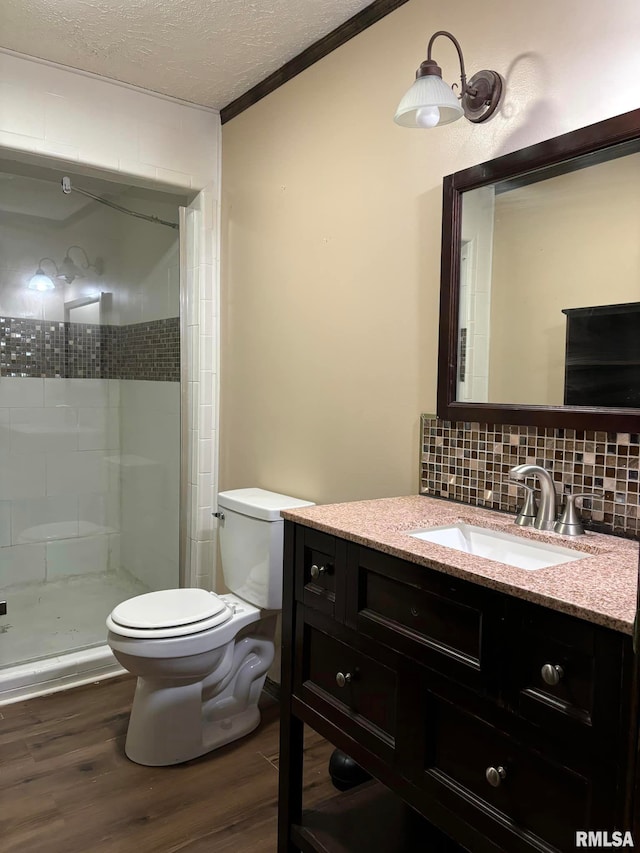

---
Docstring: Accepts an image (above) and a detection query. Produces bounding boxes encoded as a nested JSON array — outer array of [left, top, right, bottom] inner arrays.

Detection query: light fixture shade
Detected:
[[394, 74, 464, 128], [28, 271, 55, 292]]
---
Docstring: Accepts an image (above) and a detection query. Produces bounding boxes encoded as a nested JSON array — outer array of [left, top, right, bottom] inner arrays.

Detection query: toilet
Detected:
[[106, 487, 314, 766]]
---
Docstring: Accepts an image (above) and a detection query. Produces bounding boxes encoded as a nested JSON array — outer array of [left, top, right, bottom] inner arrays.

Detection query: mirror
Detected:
[[437, 108, 640, 431], [64, 291, 112, 324]]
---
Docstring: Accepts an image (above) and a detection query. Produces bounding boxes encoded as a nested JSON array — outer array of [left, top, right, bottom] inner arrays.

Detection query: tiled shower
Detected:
[[0, 161, 187, 694]]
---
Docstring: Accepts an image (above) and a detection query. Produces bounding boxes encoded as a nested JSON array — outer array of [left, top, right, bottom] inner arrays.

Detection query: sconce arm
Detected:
[[64, 245, 104, 277], [66, 245, 91, 270], [426, 30, 470, 97], [37, 257, 60, 275]]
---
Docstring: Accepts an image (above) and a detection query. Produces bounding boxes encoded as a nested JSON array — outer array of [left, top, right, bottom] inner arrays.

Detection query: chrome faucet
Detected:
[[509, 464, 558, 532]]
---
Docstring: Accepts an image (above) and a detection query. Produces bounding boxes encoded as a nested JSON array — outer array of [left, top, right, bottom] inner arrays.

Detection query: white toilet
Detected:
[[106, 487, 314, 766]]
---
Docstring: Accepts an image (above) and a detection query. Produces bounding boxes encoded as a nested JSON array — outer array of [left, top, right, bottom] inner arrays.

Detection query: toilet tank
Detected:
[[217, 488, 315, 609]]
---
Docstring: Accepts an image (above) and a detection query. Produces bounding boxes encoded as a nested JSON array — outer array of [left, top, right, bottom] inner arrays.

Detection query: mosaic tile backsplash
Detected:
[[420, 415, 640, 538], [0, 315, 179, 381]]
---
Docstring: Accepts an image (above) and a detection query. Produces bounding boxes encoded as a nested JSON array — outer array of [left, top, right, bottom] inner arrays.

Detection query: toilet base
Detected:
[[125, 696, 262, 766], [122, 627, 274, 766]]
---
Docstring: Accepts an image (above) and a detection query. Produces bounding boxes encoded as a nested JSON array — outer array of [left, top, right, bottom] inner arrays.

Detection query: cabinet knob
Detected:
[[485, 766, 507, 788], [310, 564, 327, 580], [335, 672, 352, 688], [541, 663, 564, 686]]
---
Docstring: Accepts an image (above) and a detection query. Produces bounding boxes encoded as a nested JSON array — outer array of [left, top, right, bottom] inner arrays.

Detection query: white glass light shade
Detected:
[[394, 74, 464, 127], [28, 271, 55, 292]]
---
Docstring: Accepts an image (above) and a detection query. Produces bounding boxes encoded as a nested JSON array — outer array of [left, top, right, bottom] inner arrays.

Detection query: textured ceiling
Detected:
[[0, 0, 375, 110]]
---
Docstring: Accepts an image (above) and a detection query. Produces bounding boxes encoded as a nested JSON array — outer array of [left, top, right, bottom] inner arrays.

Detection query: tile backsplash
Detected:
[[420, 415, 640, 538]]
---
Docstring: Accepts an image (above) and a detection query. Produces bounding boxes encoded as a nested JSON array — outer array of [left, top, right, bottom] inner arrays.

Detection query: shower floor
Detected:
[[0, 571, 149, 670]]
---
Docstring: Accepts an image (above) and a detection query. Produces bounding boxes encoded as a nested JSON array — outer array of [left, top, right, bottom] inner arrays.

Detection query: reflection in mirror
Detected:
[[458, 147, 640, 408], [64, 292, 112, 324]]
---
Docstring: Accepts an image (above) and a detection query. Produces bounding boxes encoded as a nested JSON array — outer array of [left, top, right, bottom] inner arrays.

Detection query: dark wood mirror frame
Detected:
[[437, 107, 640, 431]]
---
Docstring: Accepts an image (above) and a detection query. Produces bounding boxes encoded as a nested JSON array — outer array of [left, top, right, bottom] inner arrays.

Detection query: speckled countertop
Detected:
[[282, 495, 639, 636]]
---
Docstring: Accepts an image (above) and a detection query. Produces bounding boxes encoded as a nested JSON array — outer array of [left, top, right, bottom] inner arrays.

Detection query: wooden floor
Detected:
[[0, 676, 335, 853]]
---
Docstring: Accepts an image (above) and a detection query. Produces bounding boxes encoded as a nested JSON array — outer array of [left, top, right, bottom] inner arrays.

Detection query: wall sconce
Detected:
[[394, 30, 503, 128], [57, 245, 104, 284], [28, 258, 59, 292]]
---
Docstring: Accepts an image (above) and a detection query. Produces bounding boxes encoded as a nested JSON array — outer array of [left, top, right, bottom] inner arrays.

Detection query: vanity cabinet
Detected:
[[278, 521, 638, 853]]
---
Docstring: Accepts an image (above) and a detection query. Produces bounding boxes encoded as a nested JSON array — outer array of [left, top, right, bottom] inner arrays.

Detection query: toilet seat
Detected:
[[107, 589, 232, 639]]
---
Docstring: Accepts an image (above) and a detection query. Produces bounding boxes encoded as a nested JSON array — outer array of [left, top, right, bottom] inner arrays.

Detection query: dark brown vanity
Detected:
[[276, 498, 638, 853]]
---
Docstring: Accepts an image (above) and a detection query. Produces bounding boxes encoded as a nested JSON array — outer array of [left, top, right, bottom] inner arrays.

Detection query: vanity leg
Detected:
[[277, 713, 304, 852], [278, 522, 304, 852]]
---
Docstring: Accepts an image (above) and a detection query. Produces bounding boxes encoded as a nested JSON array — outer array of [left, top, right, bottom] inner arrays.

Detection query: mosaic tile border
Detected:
[[0, 315, 179, 382], [420, 415, 640, 538], [119, 319, 180, 382]]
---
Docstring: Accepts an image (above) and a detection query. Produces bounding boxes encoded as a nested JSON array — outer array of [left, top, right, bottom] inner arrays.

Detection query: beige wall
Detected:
[[220, 0, 640, 506], [488, 155, 640, 405]]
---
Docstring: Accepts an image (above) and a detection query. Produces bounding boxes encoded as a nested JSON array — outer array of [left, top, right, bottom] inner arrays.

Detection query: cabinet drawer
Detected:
[[294, 527, 346, 621], [425, 696, 594, 853], [347, 546, 502, 690], [296, 617, 398, 761]]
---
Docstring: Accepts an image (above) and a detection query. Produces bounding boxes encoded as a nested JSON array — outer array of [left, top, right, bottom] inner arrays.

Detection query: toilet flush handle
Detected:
[[213, 511, 225, 520]]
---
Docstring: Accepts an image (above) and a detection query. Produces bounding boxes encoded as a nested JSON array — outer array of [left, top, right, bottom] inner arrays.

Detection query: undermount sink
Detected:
[[408, 523, 588, 570]]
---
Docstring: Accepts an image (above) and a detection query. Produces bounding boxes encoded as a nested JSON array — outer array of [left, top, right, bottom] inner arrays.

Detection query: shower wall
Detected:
[[0, 51, 219, 695], [115, 194, 181, 592], [0, 377, 120, 585], [0, 182, 182, 597], [119, 380, 180, 590]]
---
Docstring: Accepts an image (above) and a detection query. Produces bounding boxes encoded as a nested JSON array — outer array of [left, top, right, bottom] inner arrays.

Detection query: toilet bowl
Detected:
[[106, 488, 314, 766]]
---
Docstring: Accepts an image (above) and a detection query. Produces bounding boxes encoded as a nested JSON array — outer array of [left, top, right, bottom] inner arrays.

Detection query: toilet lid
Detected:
[[111, 588, 228, 630]]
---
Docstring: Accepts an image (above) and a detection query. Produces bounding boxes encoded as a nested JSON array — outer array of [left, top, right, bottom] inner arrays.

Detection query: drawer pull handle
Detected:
[[485, 766, 507, 788], [310, 564, 327, 580], [335, 672, 352, 688], [541, 663, 564, 686]]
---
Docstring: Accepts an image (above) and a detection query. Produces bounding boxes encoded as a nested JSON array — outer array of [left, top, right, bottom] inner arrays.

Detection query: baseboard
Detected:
[[263, 677, 281, 702]]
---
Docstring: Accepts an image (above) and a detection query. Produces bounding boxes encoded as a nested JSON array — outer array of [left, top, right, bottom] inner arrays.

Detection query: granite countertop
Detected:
[[282, 495, 639, 635]]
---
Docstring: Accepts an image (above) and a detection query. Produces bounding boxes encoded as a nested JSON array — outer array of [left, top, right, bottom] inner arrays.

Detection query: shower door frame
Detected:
[[179, 205, 190, 587], [176, 190, 219, 593]]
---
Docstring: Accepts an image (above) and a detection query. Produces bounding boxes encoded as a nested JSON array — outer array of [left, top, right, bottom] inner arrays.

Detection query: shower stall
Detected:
[[0, 159, 193, 702]]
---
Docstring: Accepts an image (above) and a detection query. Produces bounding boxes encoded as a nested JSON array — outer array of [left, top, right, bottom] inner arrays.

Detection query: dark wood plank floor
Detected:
[[0, 676, 335, 853]]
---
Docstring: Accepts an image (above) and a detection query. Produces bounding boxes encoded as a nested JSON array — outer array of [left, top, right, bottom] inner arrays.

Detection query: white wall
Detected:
[[115, 192, 182, 326], [0, 49, 217, 190], [0, 49, 221, 590]]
